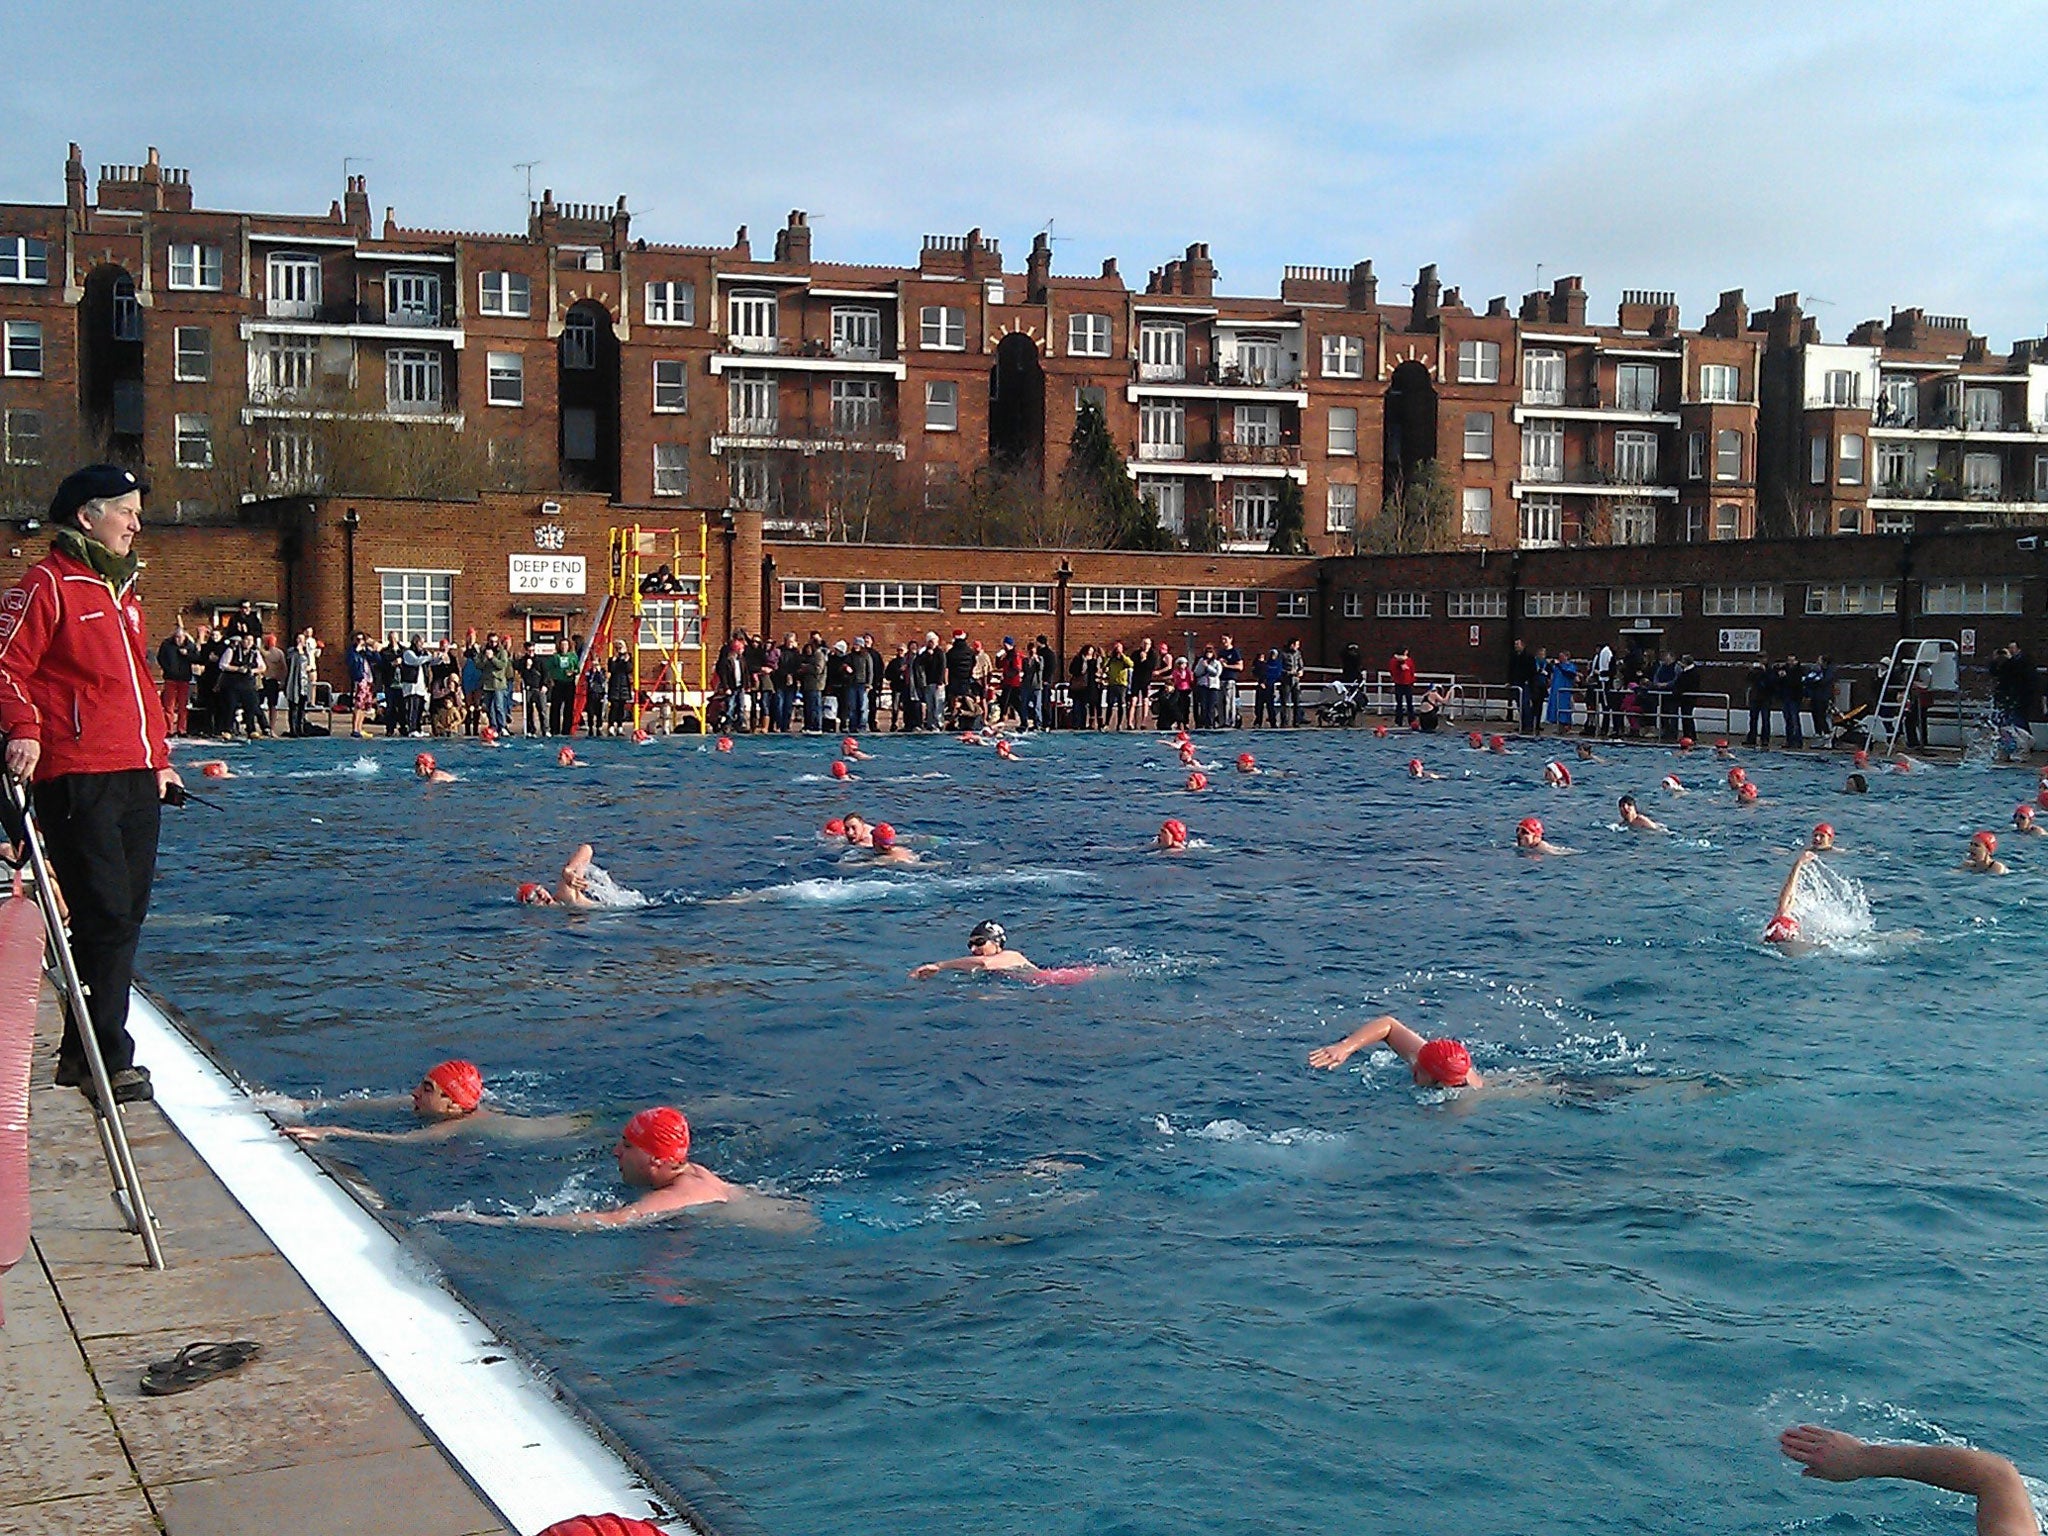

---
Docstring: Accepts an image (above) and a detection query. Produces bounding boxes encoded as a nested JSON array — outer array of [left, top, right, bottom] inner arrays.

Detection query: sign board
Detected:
[[1960, 628, 1976, 656], [525, 614, 568, 653], [1468, 625, 1481, 647], [1719, 628, 1762, 655], [510, 555, 586, 595]]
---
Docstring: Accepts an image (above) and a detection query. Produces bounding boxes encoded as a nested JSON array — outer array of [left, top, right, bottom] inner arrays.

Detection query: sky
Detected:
[[8, 1, 2048, 344]]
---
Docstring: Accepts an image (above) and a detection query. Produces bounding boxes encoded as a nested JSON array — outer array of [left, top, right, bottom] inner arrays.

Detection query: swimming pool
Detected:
[[139, 731, 2048, 1536]]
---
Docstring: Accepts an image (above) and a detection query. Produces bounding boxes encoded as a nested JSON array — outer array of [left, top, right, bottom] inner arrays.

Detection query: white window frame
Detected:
[[1341, 592, 1364, 619], [1140, 478, 1186, 538], [385, 347, 444, 413], [1822, 369, 1860, 407], [561, 313, 598, 370], [1376, 591, 1430, 619], [637, 594, 703, 651], [379, 570, 453, 644], [168, 243, 223, 291], [1522, 421, 1563, 481], [252, 335, 319, 402], [645, 280, 696, 327], [174, 413, 212, 469], [1461, 487, 1493, 536], [1233, 404, 1280, 447], [1138, 322, 1185, 381], [1963, 451, 2002, 497], [1838, 433, 1864, 486], [385, 271, 440, 325], [1447, 589, 1507, 620], [780, 580, 823, 611], [1716, 429, 1743, 482], [1140, 399, 1186, 460], [1687, 430, 1706, 481], [1922, 580, 2022, 616], [958, 583, 1054, 614], [1067, 312, 1112, 357], [1180, 588, 1260, 618], [727, 292, 778, 353], [1520, 494, 1563, 548], [0, 236, 49, 285], [174, 325, 211, 382], [1611, 586, 1682, 619], [1523, 588, 1590, 619], [730, 451, 776, 510], [1701, 583, 1785, 617], [1880, 374, 1918, 426], [1614, 430, 1658, 484], [1805, 581, 1899, 616], [1463, 412, 1493, 460], [920, 305, 966, 351], [3, 408, 44, 466], [1612, 502, 1657, 545], [1326, 483, 1358, 534], [1070, 586, 1159, 616], [266, 253, 321, 319], [1615, 362, 1660, 412], [479, 271, 532, 317], [830, 377, 882, 435], [924, 380, 958, 431], [831, 306, 882, 360], [843, 581, 941, 612], [487, 350, 524, 407], [267, 429, 322, 492], [1228, 481, 1278, 543], [1964, 385, 2003, 431], [1522, 349, 1564, 404], [728, 371, 777, 434], [652, 359, 688, 413], [109, 275, 141, 342], [1698, 363, 1740, 403], [1328, 406, 1358, 456], [1713, 503, 1740, 541], [652, 443, 689, 496], [1457, 339, 1500, 383], [1321, 334, 1365, 379], [1276, 591, 1311, 618], [1810, 434, 1828, 485]]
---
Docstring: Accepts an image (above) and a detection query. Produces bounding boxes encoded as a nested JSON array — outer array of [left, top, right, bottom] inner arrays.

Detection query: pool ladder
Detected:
[[1863, 638, 1958, 760]]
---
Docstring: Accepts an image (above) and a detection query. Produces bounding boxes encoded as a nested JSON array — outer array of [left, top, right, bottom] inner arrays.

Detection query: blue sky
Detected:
[[8, 1, 2048, 343]]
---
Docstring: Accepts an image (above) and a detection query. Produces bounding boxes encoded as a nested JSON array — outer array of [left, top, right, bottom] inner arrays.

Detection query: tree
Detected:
[[1061, 399, 1171, 551], [1361, 459, 1460, 554], [1267, 477, 1310, 554], [1184, 500, 1223, 552]]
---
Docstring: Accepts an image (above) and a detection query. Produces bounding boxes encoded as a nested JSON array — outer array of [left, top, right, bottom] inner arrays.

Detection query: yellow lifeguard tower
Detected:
[[577, 521, 708, 733]]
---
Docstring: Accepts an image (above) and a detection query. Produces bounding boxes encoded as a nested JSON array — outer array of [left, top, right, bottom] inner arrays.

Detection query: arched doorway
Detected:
[[1383, 358, 1438, 504], [557, 300, 620, 495], [988, 332, 1044, 473], [79, 264, 144, 454]]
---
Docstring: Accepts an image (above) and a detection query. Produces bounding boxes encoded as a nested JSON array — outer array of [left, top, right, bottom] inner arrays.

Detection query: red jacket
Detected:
[[1390, 654, 1418, 686], [0, 545, 170, 779]]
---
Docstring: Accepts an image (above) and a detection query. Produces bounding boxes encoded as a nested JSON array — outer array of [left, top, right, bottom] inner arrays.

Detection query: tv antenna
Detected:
[[515, 160, 541, 208], [343, 155, 371, 183]]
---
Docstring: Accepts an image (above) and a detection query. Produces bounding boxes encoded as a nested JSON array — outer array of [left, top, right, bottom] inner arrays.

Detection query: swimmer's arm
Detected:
[[911, 955, 991, 978], [1308, 1014, 1415, 1069], [286, 1121, 468, 1145], [1774, 851, 1815, 917], [1779, 1426, 2038, 1536]]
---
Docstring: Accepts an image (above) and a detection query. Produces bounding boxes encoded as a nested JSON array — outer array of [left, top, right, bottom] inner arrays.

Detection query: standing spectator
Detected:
[[1192, 646, 1224, 729], [1389, 644, 1418, 728], [1340, 642, 1363, 684], [1130, 639, 1157, 730], [800, 635, 829, 732], [1775, 654, 1805, 749], [348, 632, 377, 737], [283, 627, 320, 737], [853, 635, 882, 732], [1744, 657, 1773, 749], [883, 643, 913, 731], [257, 633, 287, 734], [1168, 650, 1195, 729], [478, 634, 513, 734], [156, 617, 197, 736], [1067, 645, 1098, 729], [943, 631, 976, 726], [1586, 640, 1614, 738], [193, 623, 225, 736], [218, 627, 266, 736], [1218, 635, 1244, 727], [1254, 648, 1283, 728], [1033, 634, 1059, 731], [1104, 641, 1133, 729], [1545, 650, 1579, 732], [224, 598, 262, 639], [1805, 654, 1836, 743], [399, 635, 433, 735], [1017, 642, 1042, 731], [1280, 638, 1306, 726], [1510, 639, 1540, 735], [715, 638, 747, 733], [606, 641, 633, 735], [1650, 651, 1678, 741], [1673, 653, 1701, 742], [0, 463, 181, 1103]]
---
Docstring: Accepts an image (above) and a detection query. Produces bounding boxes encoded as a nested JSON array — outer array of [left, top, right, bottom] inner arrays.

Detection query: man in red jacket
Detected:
[[0, 465, 182, 1103], [1390, 645, 1419, 728]]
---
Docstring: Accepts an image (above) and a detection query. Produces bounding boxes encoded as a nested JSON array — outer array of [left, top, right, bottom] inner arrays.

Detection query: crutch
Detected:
[[3, 776, 164, 1270]]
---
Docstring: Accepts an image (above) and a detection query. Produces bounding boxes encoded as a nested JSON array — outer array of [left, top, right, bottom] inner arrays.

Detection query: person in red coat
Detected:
[[0, 465, 182, 1103], [1389, 645, 1419, 728]]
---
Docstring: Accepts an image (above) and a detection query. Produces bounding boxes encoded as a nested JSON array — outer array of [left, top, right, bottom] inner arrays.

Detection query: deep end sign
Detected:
[[510, 555, 586, 594]]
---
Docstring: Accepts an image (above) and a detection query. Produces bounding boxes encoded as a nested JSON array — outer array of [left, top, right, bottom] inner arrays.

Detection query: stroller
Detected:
[[1315, 676, 1373, 727]]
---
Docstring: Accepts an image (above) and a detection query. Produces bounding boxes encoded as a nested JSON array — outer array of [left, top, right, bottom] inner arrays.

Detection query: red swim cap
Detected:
[[1894, 757, 1911, 772], [414, 752, 436, 773], [516, 882, 548, 905], [1763, 913, 1799, 944], [202, 760, 230, 778], [1661, 775, 1683, 791], [1714, 738, 1729, 750], [621, 1106, 690, 1164], [2018, 805, 2037, 823], [1408, 758, 1424, 774], [872, 822, 897, 848], [1517, 816, 1543, 840], [424, 1059, 483, 1112], [1853, 748, 1869, 766], [1186, 771, 1208, 791], [1679, 737, 1695, 750], [1467, 731, 1484, 747], [1236, 752, 1255, 771], [1972, 830, 1998, 852], [479, 725, 498, 744], [1727, 767, 1747, 787], [1373, 724, 1389, 738], [822, 817, 846, 836], [830, 759, 850, 779], [1416, 1038, 1472, 1087], [1159, 818, 1187, 845], [1813, 822, 1834, 840], [716, 736, 733, 751], [997, 741, 1014, 758], [632, 728, 650, 744], [536, 1514, 670, 1536], [1737, 782, 1759, 802], [558, 745, 576, 765], [1489, 735, 1506, 751], [1546, 761, 1571, 786], [842, 736, 859, 753], [1175, 730, 1191, 744]]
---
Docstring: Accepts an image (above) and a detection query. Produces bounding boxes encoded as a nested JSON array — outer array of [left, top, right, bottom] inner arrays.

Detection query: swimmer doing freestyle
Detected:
[[518, 843, 597, 907], [911, 920, 1037, 979], [1779, 1425, 2038, 1536], [1308, 1014, 1483, 1090]]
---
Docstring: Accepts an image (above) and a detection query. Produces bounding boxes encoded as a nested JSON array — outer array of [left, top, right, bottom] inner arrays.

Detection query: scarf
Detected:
[[53, 527, 138, 590]]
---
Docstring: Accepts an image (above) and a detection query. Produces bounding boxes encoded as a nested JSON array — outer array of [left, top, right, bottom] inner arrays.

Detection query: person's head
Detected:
[[516, 881, 554, 906], [1737, 781, 1759, 804], [1575, 743, 1594, 760], [1414, 1038, 1472, 1088], [1727, 766, 1748, 788], [1156, 818, 1188, 850], [842, 813, 868, 843], [968, 919, 1006, 956], [2016, 804, 2037, 831], [535, 1513, 672, 1536], [414, 752, 437, 777], [413, 1060, 483, 1120], [1408, 758, 1426, 778], [1619, 795, 1638, 818], [616, 1106, 691, 1187], [1852, 748, 1869, 769], [1967, 830, 1999, 866], [871, 822, 898, 851], [1235, 752, 1256, 773], [1488, 734, 1507, 753], [1516, 816, 1544, 848], [830, 759, 850, 780], [1811, 822, 1835, 851], [51, 464, 147, 557], [1846, 772, 1869, 794]]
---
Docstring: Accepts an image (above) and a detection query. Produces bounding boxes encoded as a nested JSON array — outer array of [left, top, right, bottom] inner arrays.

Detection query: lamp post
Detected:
[[341, 507, 360, 640], [1054, 556, 1073, 677]]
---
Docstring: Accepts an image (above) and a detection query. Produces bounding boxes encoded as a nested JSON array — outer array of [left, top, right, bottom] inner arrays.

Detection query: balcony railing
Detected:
[[1520, 384, 1664, 411], [729, 415, 779, 436], [1206, 359, 1299, 389], [1138, 360, 1186, 382], [1220, 442, 1303, 466], [1519, 464, 1666, 488], [718, 334, 894, 361], [1137, 441, 1187, 461]]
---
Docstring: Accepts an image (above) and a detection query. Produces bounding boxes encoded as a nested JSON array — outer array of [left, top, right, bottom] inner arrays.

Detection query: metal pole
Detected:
[[5, 778, 164, 1269]]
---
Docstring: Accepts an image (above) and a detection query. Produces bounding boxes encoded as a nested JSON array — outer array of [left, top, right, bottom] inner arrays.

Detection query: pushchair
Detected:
[[1315, 676, 1373, 727]]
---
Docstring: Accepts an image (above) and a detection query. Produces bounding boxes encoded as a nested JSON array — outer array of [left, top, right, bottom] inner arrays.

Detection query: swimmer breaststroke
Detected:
[[911, 920, 1038, 979], [1308, 1014, 1483, 1090], [281, 1059, 585, 1145]]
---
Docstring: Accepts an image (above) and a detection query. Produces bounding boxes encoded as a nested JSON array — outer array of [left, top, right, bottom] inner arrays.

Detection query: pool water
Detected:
[[140, 732, 2048, 1536]]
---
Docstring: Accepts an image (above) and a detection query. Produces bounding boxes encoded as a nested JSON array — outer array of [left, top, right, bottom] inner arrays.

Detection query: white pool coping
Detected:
[[127, 989, 695, 1536]]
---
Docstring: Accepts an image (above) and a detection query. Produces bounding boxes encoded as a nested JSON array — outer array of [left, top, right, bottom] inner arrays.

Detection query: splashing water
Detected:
[[1789, 857, 1874, 944], [580, 865, 650, 909]]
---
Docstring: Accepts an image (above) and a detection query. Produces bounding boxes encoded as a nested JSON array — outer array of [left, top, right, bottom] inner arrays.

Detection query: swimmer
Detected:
[[557, 744, 584, 767], [1575, 743, 1601, 763], [716, 735, 733, 752], [840, 735, 872, 760], [631, 727, 651, 744], [1727, 766, 1748, 789], [1617, 795, 1663, 832], [196, 759, 234, 779], [2014, 805, 2045, 836], [1235, 752, 1258, 774], [1156, 818, 1189, 851], [1893, 755, 1913, 774], [1467, 731, 1485, 749], [1844, 772, 1870, 794], [1488, 734, 1509, 754], [1763, 847, 1833, 946], [1736, 781, 1763, 806], [479, 724, 500, 745], [1185, 770, 1209, 791], [839, 813, 875, 849], [1543, 760, 1573, 787], [1407, 758, 1444, 781], [1960, 831, 2009, 875], [1307, 1013, 1484, 1090], [1660, 774, 1687, 794], [1177, 741, 1199, 765], [1677, 736, 1695, 753], [1809, 822, 1835, 853], [413, 751, 456, 784], [1713, 739, 1734, 759], [1777, 1424, 2038, 1536], [910, 920, 1039, 979], [869, 822, 919, 864], [1373, 723, 1389, 738], [995, 739, 1018, 761], [830, 759, 853, 780], [1852, 748, 1869, 769], [282, 1060, 583, 1145], [518, 843, 597, 908], [1515, 816, 1573, 856]]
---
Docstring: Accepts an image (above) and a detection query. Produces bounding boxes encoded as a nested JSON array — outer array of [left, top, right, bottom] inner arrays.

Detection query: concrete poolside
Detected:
[[1, 992, 514, 1536]]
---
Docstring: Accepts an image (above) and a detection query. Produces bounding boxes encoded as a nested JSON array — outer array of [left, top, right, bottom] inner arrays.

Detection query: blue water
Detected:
[[139, 732, 2048, 1536]]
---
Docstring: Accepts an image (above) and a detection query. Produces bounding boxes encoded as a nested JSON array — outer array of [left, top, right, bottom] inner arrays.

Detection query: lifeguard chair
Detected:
[[573, 522, 708, 734]]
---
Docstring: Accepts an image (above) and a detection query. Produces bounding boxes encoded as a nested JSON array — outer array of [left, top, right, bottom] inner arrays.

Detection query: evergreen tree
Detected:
[[1062, 400, 1174, 550], [1267, 477, 1310, 554]]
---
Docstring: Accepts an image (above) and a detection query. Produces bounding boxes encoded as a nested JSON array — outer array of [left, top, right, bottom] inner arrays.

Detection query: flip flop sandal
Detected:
[[140, 1340, 262, 1396]]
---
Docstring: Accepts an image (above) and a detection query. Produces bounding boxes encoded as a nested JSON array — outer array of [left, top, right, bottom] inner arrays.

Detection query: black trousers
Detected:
[[35, 770, 160, 1076]]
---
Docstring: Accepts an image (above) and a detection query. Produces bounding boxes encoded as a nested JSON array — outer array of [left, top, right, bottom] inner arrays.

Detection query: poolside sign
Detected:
[[510, 555, 586, 595], [1719, 628, 1761, 654]]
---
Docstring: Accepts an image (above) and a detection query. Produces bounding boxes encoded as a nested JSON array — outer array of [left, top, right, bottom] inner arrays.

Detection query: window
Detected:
[[1713, 503, 1740, 540], [728, 372, 776, 433], [730, 452, 777, 510], [479, 271, 532, 317], [110, 276, 141, 341], [2037, 454, 2048, 497], [1964, 386, 2002, 431], [924, 380, 958, 430], [1522, 349, 1564, 404], [1277, 591, 1311, 618], [1520, 494, 1562, 548], [1328, 407, 1358, 455], [637, 596, 703, 651], [1180, 588, 1259, 618], [1923, 580, 2023, 615], [268, 430, 322, 491], [1070, 586, 1159, 615], [1615, 363, 1659, 412], [3, 409, 43, 465], [1698, 363, 1740, 403], [652, 444, 689, 496], [1822, 368, 1860, 407], [1876, 441, 1916, 490], [645, 281, 696, 326], [561, 313, 597, 370], [174, 413, 212, 469], [174, 326, 211, 382], [959, 584, 1054, 613], [385, 272, 439, 324], [1463, 412, 1493, 460], [1702, 583, 1784, 616], [266, 253, 321, 318], [1687, 430, 1706, 481], [1457, 339, 1500, 383], [1075, 385, 1107, 414], [1523, 589, 1590, 619], [1612, 502, 1657, 545], [1233, 404, 1279, 447], [1963, 452, 2002, 497], [1068, 313, 1112, 357], [727, 292, 777, 353], [0, 236, 49, 284], [831, 378, 881, 435], [1461, 487, 1493, 536], [652, 359, 687, 412], [1377, 591, 1429, 619], [111, 382, 143, 437], [1139, 478, 1185, 537], [1233, 334, 1281, 383], [1611, 586, 1681, 618], [832, 307, 881, 360], [1873, 509, 1915, 535], [1806, 582, 1899, 616], [1716, 429, 1743, 482], [1447, 589, 1508, 619], [168, 243, 223, 290], [1326, 483, 1358, 533], [380, 571, 453, 643], [1522, 421, 1563, 481], [1139, 400, 1185, 459], [780, 580, 823, 611], [920, 305, 966, 350], [1321, 334, 1364, 378], [1810, 434, 1827, 484], [252, 335, 318, 400], [1838, 433, 1864, 485], [843, 581, 940, 612], [1880, 374, 1918, 426], [1836, 503, 1862, 535], [1341, 592, 1364, 619], [481, 350, 524, 406], [1228, 482, 1277, 543], [1614, 431, 1658, 483], [385, 348, 443, 412], [1138, 322, 1185, 380]]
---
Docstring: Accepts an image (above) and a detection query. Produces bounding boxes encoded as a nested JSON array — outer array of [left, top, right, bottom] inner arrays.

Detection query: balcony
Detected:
[[1870, 406, 2048, 439], [1220, 442, 1302, 467], [1512, 383, 1677, 425], [711, 428, 905, 460], [1137, 440, 1187, 462], [1128, 441, 1306, 482], [706, 337, 905, 378], [1138, 360, 1185, 382], [1512, 465, 1679, 499], [240, 310, 464, 349]]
